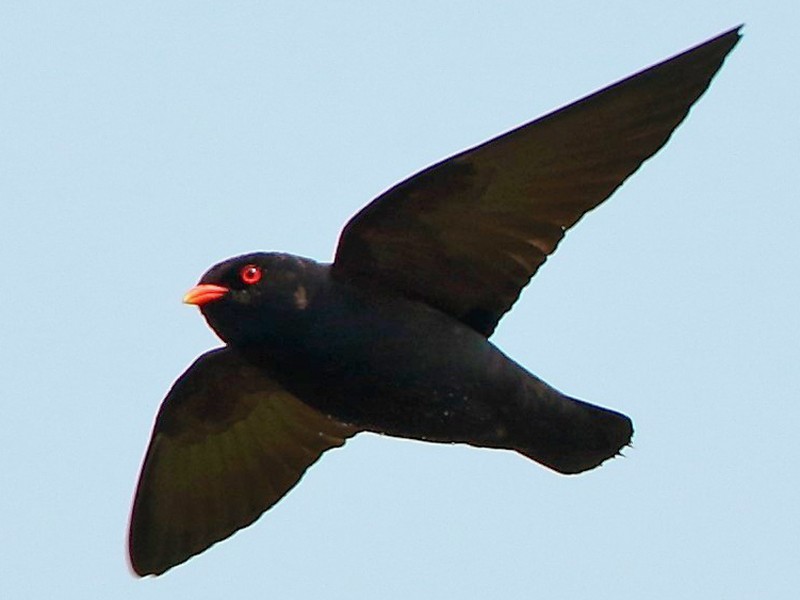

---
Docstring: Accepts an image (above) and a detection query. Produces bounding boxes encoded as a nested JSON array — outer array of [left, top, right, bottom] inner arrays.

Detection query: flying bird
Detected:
[[129, 27, 741, 576]]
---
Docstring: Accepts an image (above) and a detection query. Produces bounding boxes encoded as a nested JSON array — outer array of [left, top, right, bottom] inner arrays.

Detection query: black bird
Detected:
[[129, 28, 740, 576]]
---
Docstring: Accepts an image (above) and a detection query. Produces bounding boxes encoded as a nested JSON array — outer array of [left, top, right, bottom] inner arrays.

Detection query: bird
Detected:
[[128, 27, 741, 576]]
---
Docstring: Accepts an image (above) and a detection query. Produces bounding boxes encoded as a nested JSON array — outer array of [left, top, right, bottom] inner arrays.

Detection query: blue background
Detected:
[[2, 2, 797, 598]]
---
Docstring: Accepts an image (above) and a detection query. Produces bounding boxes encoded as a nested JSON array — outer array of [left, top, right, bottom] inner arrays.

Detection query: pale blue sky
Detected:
[[2, 2, 797, 598]]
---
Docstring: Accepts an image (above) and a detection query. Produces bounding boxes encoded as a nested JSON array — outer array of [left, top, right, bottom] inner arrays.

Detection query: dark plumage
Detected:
[[129, 28, 740, 576]]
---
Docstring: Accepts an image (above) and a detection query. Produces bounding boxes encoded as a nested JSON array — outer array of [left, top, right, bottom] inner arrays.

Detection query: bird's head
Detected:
[[183, 252, 321, 346]]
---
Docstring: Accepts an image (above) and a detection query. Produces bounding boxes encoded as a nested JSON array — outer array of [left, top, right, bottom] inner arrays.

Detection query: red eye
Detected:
[[240, 264, 262, 285]]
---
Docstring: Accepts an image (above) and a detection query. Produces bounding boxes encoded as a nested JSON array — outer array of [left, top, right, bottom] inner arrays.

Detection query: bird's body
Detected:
[[129, 28, 741, 576], [207, 253, 631, 474]]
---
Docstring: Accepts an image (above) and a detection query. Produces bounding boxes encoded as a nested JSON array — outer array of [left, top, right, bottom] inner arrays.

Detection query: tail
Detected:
[[509, 378, 634, 475]]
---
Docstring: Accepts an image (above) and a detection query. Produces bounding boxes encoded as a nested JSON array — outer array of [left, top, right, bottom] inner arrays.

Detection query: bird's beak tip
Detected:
[[182, 284, 229, 306]]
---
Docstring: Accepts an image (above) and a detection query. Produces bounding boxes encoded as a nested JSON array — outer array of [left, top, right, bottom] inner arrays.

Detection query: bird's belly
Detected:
[[247, 299, 527, 447]]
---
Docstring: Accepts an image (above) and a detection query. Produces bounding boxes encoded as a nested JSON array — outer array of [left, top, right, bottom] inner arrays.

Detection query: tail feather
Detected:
[[510, 381, 634, 474]]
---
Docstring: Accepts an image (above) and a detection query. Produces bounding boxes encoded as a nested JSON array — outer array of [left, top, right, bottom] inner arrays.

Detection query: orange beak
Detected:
[[183, 284, 229, 306]]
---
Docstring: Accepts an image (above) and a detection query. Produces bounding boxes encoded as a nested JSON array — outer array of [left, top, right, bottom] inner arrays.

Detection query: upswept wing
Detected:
[[333, 28, 740, 336], [128, 348, 357, 576]]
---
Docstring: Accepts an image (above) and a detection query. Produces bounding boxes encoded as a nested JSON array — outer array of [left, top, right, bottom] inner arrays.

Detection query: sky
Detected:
[[2, 2, 798, 598]]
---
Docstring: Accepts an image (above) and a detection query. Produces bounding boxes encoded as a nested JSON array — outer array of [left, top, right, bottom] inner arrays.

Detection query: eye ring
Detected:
[[240, 264, 262, 285]]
